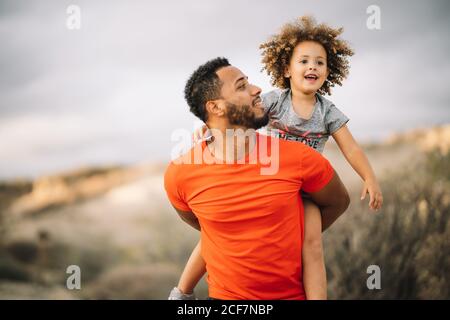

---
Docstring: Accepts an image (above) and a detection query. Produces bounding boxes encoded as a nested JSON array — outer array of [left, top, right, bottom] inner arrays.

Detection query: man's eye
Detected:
[[238, 84, 246, 90]]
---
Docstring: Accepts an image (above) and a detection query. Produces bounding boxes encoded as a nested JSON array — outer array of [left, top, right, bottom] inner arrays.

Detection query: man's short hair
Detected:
[[184, 57, 230, 122]]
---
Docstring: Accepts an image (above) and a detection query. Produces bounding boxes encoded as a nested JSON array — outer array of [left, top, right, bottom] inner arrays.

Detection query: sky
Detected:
[[0, 0, 449, 179]]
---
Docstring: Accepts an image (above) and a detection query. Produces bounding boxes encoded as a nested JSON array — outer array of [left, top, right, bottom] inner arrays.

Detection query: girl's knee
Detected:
[[303, 235, 324, 260], [304, 232, 323, 248], [303, 199, 323, 250]]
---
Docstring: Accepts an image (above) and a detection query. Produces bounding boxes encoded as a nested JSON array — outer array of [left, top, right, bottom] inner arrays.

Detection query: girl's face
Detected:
[[285, 41, 329, 95]]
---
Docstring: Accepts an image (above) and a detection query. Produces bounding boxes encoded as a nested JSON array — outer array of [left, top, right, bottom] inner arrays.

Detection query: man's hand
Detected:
[[192, 124, 211, 144]]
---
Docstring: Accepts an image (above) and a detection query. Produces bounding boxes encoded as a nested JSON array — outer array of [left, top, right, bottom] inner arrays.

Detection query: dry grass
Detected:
[[324, 150, 450, 299]]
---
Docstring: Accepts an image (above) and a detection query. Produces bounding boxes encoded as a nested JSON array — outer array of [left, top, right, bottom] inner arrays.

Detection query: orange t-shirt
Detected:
[[164, 133, 334, 300]]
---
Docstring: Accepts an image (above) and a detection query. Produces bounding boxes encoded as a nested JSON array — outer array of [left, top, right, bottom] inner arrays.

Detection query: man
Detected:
[[164, 57, 349, 300]]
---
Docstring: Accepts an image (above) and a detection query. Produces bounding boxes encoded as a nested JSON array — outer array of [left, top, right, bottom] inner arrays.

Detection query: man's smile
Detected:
[[252, 96, 263, 108]]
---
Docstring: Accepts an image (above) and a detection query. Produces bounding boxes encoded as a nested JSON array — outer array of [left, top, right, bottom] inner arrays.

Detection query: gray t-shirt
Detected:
[[261, 89, 349, 153]]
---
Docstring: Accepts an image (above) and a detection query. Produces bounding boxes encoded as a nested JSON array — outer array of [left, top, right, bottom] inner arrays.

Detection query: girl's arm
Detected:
[[177, 239, 207, 294], [332, 125, 383, 211]]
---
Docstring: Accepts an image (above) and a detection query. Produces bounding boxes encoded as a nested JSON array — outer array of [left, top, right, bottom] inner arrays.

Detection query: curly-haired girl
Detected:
[[170, 16, 383, 300], [258, 15, 382, 299]]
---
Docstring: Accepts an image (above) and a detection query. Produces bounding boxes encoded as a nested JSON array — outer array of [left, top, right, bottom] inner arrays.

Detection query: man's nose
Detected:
[[251, 84, 262, 96]]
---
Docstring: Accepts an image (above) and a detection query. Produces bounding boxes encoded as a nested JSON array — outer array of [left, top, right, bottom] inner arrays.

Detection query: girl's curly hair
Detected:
[[260, 16, 354, 95]]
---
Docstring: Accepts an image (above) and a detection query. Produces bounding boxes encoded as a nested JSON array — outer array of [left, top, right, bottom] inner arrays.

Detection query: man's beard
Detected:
[[225, 102, 269, 130]]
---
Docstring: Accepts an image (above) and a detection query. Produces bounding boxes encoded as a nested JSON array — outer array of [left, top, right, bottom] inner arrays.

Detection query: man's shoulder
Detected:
[[170, 143, 205, 165], [165, 143, 204, 178]]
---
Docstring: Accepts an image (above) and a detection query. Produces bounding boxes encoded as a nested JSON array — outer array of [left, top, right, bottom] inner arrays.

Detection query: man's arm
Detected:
[[308, 170, 350, 232], [172, 206, 201, 231]]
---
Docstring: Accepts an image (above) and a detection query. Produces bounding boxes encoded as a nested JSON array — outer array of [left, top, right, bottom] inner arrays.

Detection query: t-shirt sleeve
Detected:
[[301, 148, 335, 193], [325, 104, 349, 134], [164, 162, 191, 212], [261, 90, 282, 114]]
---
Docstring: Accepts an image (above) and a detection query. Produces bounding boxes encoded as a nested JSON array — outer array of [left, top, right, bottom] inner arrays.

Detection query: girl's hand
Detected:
[[361, 180, 383, 211], [192, 124, 211, 144]]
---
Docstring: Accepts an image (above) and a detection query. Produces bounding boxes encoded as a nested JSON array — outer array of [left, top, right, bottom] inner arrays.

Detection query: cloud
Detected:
[[0, 0, 449, 177]]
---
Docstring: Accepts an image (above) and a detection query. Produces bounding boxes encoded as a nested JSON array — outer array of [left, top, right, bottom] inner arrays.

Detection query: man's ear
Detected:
[[206, 100, 225, 117]]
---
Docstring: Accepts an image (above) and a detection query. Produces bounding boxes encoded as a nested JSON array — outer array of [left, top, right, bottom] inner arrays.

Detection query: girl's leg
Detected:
[[302, 199, 327, 300], [177, 238, 207, 294]]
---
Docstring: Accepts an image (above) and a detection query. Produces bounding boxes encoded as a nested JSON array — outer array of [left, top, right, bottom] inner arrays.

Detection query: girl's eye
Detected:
[[301, 60, 308, 64], [318, 61, 325, 65]]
